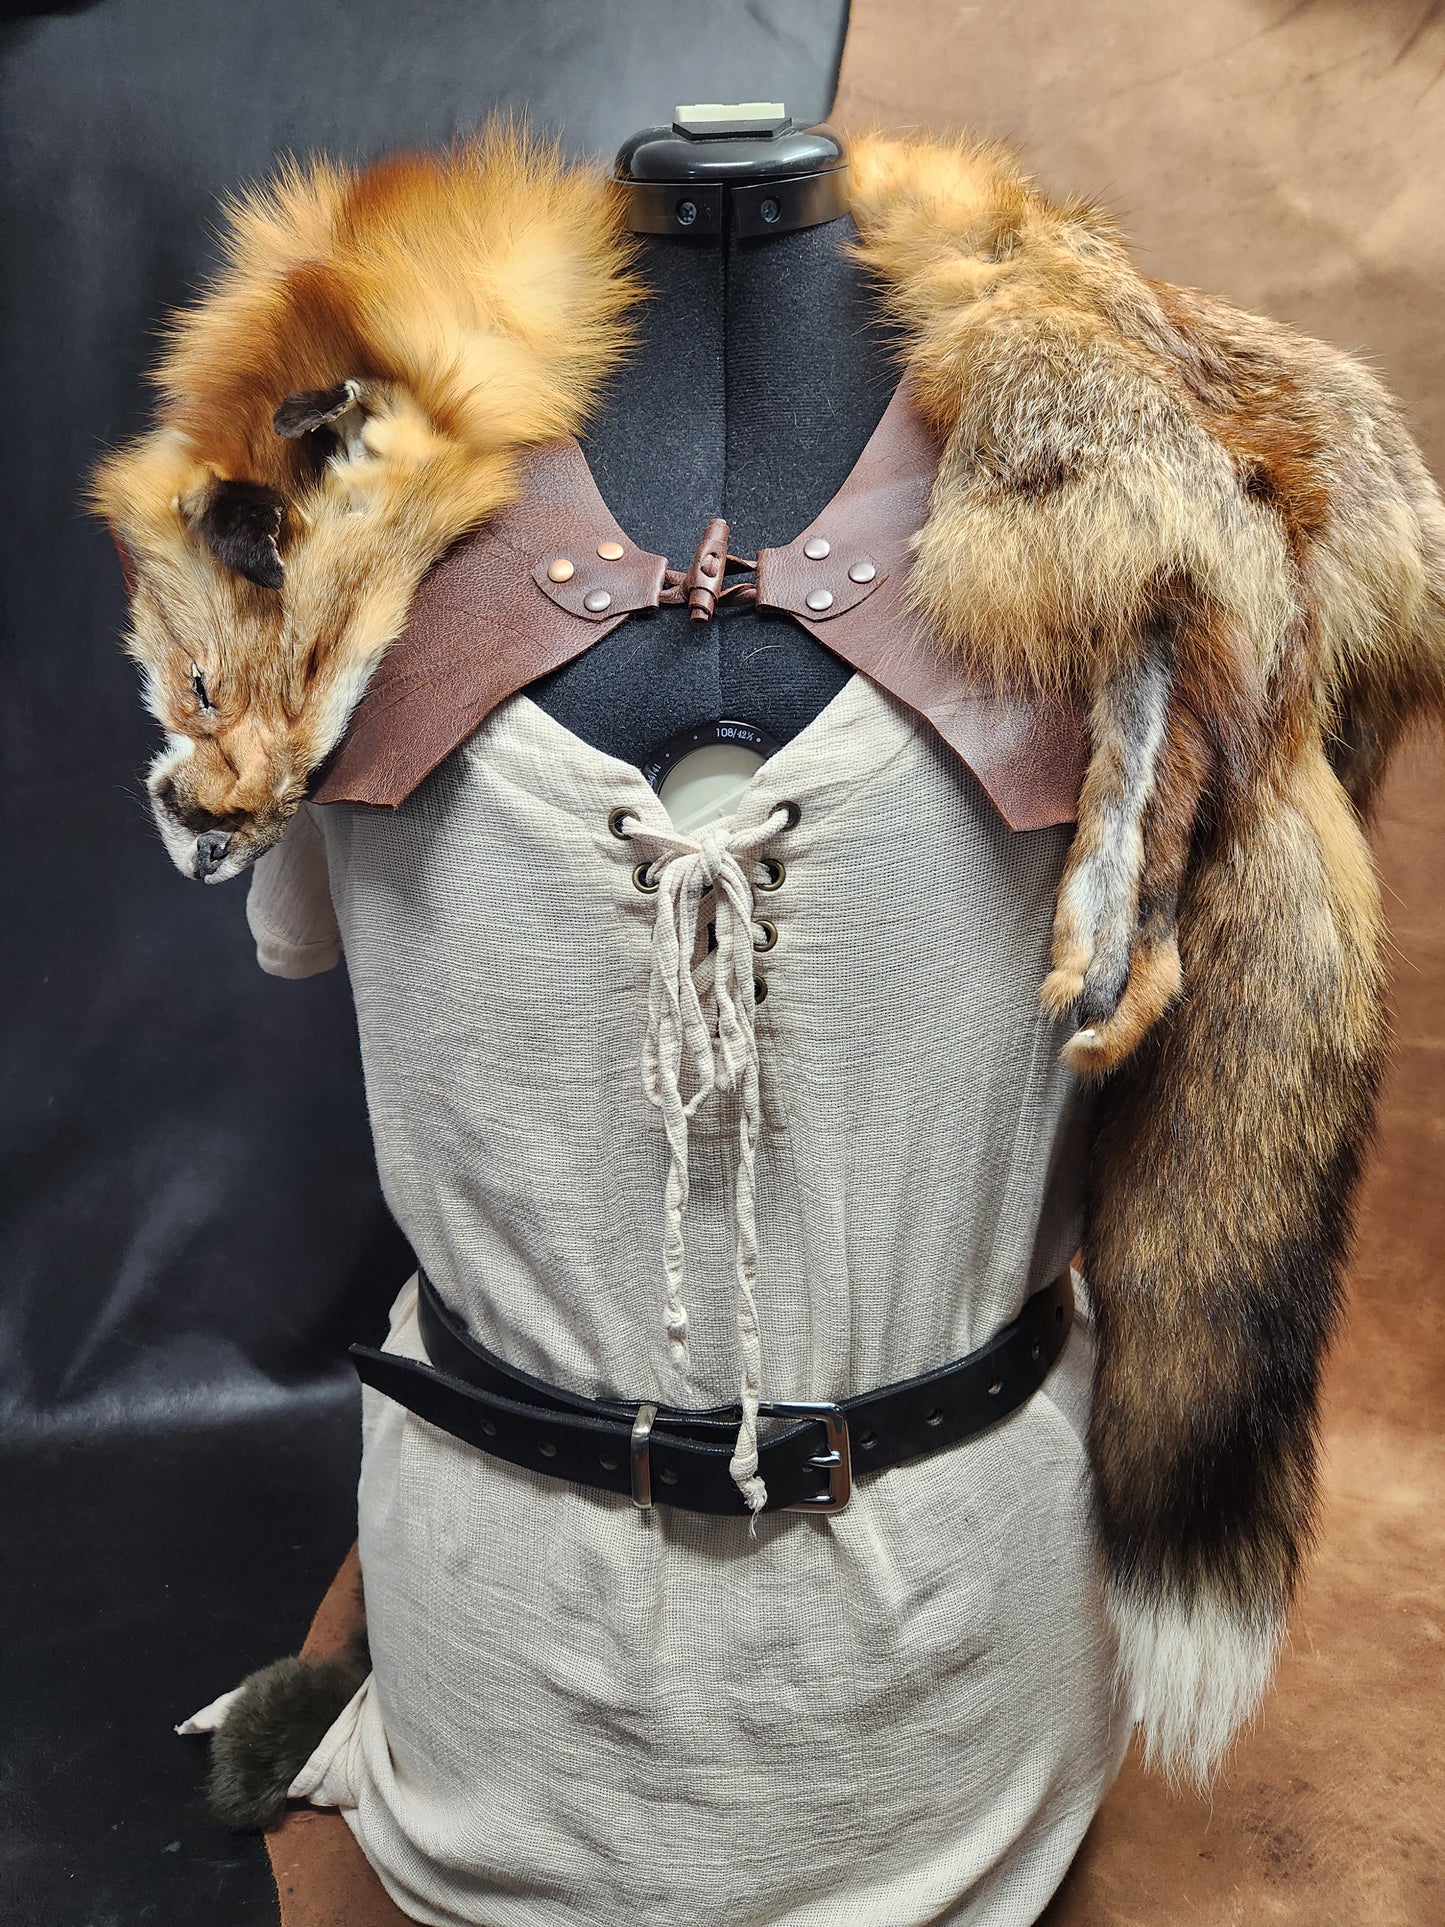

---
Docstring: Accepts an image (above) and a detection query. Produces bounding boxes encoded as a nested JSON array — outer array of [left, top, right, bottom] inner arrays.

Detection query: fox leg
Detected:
[[1041, 641, 1194, 1073], [1060, 697, 1215, 1076]]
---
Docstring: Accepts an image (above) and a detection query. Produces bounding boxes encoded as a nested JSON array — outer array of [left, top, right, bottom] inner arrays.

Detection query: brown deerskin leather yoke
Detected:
[[311, 383, 1087, 830]]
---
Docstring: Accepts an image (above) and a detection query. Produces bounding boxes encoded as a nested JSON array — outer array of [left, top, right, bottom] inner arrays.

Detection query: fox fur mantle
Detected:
[[93, 128, 1445, 1786]]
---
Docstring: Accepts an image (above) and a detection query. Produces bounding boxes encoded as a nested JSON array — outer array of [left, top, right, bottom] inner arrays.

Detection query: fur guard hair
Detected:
[[96, 131, 1445, 1791]]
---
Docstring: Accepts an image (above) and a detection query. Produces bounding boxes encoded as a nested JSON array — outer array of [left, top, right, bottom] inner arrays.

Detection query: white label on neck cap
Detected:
[[674, 102, 786, 122]]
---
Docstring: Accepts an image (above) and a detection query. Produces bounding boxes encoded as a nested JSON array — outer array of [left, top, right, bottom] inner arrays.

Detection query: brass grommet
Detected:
[[777, 800, 803, 829], [607, 807, 634, 838], [547, 557, 575, 583], [753, 919, 777, 952], [596, 540, 625, 561], [632, 862, 659, 894], [754, 976, 769, 1003], [755, 858, 785, 891]]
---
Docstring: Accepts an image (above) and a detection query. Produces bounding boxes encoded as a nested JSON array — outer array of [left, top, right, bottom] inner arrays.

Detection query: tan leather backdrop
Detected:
[[268, 7, 1445, 1922], [838, 3, 1445, 1922]]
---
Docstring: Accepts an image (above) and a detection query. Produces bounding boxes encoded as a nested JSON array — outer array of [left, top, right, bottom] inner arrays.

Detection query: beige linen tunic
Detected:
[[247, 672, 1128, 1927]]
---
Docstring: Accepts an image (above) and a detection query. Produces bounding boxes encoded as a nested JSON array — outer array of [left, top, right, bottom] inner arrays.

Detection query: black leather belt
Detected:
[[350, 1266, 1075, 1517]]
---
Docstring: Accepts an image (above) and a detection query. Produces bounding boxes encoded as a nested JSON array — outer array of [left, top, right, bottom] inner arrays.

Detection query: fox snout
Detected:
[[147, 744, 293, 884]]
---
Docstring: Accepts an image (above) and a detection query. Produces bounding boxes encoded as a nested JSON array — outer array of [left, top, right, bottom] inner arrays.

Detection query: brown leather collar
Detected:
[[312, 383, 1085, 830]]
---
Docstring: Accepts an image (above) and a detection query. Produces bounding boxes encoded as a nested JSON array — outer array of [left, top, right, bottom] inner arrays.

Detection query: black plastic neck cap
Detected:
[[614, 115, 849, 240]]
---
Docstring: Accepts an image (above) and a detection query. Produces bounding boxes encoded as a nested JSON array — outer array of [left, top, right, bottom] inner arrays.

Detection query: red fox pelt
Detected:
[[93, 127, 1445, 1789]]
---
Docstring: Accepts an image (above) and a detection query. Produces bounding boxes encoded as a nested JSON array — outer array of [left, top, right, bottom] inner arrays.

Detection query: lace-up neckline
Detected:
[[618, 802, 795, 1513]]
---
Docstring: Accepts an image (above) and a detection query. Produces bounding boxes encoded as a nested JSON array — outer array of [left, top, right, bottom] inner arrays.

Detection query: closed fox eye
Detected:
[[189, 661, 215, 712]]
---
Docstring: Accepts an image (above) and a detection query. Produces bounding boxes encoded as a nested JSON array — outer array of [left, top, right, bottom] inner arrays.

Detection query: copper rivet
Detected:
[[803, 536, 831, 560], [583, 589, 612, 613], [848, 560, 877, 584], [805, 588, 834, 612], [596, 541, 625, 561], [547, 558, 575, 582]]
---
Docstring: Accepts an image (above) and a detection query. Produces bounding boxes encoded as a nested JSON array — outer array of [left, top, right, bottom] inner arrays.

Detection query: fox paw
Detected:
[[200, 1653, 368, 1831], [1043, 931, 1182, 1078]]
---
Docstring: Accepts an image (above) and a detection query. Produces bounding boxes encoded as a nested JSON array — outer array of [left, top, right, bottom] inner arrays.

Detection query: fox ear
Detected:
[[195, 478, 286, 590], [273, 378, 362, 443]]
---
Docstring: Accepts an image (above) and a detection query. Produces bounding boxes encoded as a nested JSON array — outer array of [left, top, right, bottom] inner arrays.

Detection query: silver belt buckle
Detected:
[[630, 1398, 852, 1514], [760, 1400, 853, 1513], [630, 1401, 659, 1509]]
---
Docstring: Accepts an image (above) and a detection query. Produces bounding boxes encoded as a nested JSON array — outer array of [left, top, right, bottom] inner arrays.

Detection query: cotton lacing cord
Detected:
[[622, 803, 793, 1515]]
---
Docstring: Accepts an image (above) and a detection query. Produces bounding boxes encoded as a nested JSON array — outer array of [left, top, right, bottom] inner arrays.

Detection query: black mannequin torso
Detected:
[[527, 208, 903, 764]]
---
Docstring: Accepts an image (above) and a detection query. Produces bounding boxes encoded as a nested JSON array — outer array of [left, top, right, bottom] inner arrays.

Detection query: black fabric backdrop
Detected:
[[0, 5, 846, 1919]]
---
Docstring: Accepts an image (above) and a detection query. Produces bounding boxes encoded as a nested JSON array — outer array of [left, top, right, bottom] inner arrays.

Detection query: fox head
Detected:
[[89, 130, 641, 882], [94, 377, 489, 882]]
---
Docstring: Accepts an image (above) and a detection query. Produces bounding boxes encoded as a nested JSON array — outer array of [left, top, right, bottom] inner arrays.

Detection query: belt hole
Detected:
[[1031, 1342, 1042, 1362], [599, 1455, 619, 1471], [481, 1420, 498, 1436], [608, 807, 634, 838], [987, 1380, 1003, 1397], [1056, 1305, 1065, 1323], [925, 1408, 944, 1428], [858, 1429, 879, 1451], [659, 1467, 679, 1485], [756, 859, 785, 891], [632, 862, 659, 893], [539, 1441, 558, 1458]]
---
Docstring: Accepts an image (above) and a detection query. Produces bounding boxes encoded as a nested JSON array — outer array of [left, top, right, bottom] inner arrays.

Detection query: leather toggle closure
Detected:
[[659, 517, 760, 622], [314, 383, 1088, 831]]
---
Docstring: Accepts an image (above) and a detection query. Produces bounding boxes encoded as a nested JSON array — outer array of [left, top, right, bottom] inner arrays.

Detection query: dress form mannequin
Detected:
[[529, 112, 902, 764]]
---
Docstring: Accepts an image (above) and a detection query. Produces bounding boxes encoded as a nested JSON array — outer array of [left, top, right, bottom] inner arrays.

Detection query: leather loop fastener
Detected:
[[350, 1267, 1076, 1517]]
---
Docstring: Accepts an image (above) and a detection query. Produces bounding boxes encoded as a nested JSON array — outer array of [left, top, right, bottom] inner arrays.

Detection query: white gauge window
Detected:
[[643, 720, 780, 835]]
